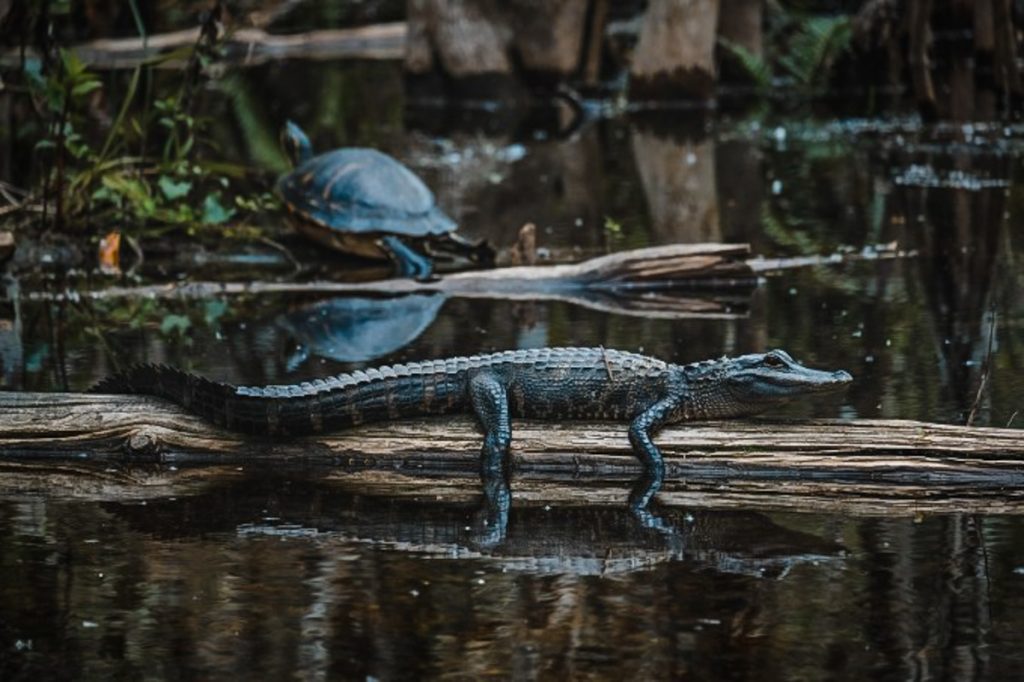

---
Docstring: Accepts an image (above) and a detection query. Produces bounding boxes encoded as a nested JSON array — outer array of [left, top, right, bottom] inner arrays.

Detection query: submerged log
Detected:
[[2, 391, 1023, 515]]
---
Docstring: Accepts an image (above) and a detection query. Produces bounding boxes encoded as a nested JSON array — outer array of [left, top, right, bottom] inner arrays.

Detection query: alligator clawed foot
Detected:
[[470, 466, 511, 549]]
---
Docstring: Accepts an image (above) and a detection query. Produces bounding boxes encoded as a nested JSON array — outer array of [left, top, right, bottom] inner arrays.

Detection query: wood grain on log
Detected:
[[2, 391, 1023, 515]]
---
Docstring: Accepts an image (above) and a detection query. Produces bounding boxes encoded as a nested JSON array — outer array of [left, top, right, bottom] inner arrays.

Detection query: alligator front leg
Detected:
[[626, 397, 677, 512]]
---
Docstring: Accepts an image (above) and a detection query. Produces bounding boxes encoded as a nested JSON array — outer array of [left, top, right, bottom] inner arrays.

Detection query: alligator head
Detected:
[[684, 349, 852, 419]]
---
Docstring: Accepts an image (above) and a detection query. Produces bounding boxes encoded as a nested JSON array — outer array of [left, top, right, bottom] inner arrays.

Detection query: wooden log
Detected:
[[0, 23, 406, 70], [2, 391, 1023, 515], [15, 242, 915, 308], [17, 243, 758, 319]]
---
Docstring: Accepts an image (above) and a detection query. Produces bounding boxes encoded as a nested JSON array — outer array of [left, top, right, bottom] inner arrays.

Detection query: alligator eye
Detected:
[[763, 354, 784, 368]]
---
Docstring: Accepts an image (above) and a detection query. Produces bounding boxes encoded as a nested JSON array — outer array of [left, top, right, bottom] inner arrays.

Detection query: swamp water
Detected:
[[4, 62, 1024, 680]]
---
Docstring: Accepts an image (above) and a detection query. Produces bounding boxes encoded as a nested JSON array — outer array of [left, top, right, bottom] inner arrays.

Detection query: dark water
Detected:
[[4, 60, 1024, 679]]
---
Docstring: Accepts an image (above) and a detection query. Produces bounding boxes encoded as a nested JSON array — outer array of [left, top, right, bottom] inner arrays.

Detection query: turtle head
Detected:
[[281, 120, 313, 166]]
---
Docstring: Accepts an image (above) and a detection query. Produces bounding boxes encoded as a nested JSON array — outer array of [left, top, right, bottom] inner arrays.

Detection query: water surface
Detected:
[[3, 59, 1024, 680]]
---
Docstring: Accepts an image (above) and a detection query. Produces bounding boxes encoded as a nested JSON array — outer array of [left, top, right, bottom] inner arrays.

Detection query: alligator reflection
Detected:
[[104, 477, 843, 578]]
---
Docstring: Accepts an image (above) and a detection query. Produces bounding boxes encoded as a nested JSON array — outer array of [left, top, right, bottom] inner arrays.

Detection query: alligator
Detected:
[[92, 347, 852, 510]]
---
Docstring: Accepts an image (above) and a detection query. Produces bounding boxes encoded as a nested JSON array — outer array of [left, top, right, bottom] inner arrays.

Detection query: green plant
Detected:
[[777, 15, 853, 89], [719, 10, 854, 95], [718, 38, 773, 91], [20, 2, 278, 241]]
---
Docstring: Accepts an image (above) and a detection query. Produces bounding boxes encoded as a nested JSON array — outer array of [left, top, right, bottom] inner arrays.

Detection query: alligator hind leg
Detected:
[[468, 372, 513, 545], [469, 372, 512, 474]]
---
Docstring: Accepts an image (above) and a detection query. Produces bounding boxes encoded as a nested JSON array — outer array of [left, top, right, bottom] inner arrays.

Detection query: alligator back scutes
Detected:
[[232, 347, 667, 399]]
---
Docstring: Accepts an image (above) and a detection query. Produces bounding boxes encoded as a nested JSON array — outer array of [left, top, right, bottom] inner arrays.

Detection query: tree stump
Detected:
[[629, 0, 721, 101], [404, 0, 597, 100]]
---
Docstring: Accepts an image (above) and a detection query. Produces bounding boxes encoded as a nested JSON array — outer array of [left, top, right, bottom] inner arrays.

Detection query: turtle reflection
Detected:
[[277, 293, 446, 369]]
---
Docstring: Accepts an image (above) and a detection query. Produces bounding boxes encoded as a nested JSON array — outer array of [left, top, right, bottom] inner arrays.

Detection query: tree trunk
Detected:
[[717, 0, 762, 84], [404, 0, 595, 100], [508, 0, 591, 78], [404, 0, 517, 99], [972, 0, 997, 117], [581, 0, 610, 86], [906, 0, 938, 120], [991, 0, 1022, 107], [629, 0, 721, 101]]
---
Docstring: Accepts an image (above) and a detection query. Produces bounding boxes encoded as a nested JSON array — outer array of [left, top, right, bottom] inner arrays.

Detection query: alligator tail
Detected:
[[90, 364, 244, 431], [90, 363, 468, 436]]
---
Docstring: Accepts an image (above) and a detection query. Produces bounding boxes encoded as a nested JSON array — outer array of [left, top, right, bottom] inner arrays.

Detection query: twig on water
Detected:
[[257, 235, 302, 276], [966, 310, 998, 427]]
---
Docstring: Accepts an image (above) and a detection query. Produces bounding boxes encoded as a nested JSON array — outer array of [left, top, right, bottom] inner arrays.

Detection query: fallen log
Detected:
[[2, 391, 1023, 515], [16, 243, 758, 320], [15, 243, 914, 321], [0, 23, 406, 70]]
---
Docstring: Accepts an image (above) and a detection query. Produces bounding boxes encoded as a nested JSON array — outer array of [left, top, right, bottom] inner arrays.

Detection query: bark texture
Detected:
[[3, 391, 1024, 514], [630, 0, 721, 101], [404, 0, 596, 99]]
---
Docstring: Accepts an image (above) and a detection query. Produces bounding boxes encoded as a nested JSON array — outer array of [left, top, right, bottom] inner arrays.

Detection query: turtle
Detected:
[[277, 121, 492, 278]]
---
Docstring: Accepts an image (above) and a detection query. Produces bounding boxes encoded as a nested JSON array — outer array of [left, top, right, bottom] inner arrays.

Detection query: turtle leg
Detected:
[[378, 235, 433, 280]]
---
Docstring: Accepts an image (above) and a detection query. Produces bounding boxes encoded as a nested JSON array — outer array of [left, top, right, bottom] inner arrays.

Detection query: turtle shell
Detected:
[[277, 148, 456, 237]]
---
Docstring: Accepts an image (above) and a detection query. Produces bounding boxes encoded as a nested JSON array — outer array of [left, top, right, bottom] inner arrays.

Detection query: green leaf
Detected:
[[159, 314, 191, 336], [203, 299, 228, 325], [158, 175, 192, 200], [201, 193, 235, 224], [71, 80, 102, 98], [61, 49, 86, 77], [22, 58, 45, 89], [718, 38, 772, 90], [91, 186, 115, 202]]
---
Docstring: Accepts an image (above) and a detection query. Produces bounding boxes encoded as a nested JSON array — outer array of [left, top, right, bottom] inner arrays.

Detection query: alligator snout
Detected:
[[832, 370, 853, 384]]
